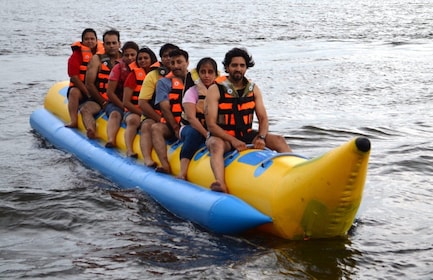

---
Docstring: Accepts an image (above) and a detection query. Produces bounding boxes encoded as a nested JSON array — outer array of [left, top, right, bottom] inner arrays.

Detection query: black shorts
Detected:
[[237, 130, 259, 144], [67, 86, 90, 104]]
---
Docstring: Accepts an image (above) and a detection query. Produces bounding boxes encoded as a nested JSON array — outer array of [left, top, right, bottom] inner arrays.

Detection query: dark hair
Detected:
[[169, 49, 189, 61], [102, 29, 120, 42], [136, 47, 158, 65], [222, 47, 255, 69], [121, 41, 139, 53], [81, 28, 97, 42], [159, 43, 179, 58], [196, 57, 218, 73]]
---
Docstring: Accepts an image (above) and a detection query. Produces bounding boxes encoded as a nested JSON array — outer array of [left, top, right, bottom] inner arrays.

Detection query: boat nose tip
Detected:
[[355, 137, 371, 153]]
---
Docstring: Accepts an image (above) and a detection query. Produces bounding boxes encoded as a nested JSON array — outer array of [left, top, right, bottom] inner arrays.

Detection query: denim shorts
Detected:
[[105, 103, 124, 118]]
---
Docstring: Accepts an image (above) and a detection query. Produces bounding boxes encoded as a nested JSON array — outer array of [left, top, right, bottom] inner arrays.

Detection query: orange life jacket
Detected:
[[161, 76, 184, 125], [216, 78, 255, 138], [129, 63, 146, 108], [69, 41, 104, 87], [97, 54, 118, 101], [149, 61, 169, 77]]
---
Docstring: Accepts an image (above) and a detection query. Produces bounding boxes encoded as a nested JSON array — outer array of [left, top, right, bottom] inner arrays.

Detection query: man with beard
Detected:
[[151, 49, 190, 174], [204, 47, 292, 193]]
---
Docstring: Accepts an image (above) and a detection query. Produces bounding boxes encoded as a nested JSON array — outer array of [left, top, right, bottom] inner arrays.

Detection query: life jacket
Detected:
[[128, 61, 139, 71], [161, 76, 184, 125], [180, 71, 227, 127], [148, 61, 171, 115], [97, 54, 118, 101], [180, 85, 207, 127], [216, 77, 255, 138], [69, 40, 104, 87], [149, 61, 169, 77], [128, 62, 146, 109]]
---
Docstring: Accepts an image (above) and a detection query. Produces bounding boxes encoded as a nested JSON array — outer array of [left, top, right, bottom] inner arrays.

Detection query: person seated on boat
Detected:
[[138, 43, 179, 167], [176, 57, 220, 180], [205, 47, 292, 193], [104, 41, 139, 148], [66, 28, 104, 128], [122, 47, 158, 158], [81, 29, 122, 139], [152, 48, 190, 174]]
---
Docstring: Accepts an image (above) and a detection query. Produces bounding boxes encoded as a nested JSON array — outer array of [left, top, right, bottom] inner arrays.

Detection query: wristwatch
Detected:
[[259, 134, 266, 140]]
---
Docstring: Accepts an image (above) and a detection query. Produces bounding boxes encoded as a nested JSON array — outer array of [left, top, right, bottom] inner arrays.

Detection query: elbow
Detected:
[[138, 100, 146, 110]]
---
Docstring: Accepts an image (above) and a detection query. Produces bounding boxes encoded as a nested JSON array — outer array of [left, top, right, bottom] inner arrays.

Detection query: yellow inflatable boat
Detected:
[[33, 81, 371, 240]]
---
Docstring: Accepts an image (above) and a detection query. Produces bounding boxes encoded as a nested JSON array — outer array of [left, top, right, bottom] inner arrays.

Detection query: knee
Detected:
[[79, 104, 90, 115], [206, 137, 223, 153], [127, 116, 140, 127], [275, 135, 285, 143], [110, 111, 122, 121], [151, 123, 164, 137], [80, 101, 99, 116], [68, 88, 81, 100]]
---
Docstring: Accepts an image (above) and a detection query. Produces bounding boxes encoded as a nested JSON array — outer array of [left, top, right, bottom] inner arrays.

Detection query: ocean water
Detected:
[[1, 0, 432, 279]]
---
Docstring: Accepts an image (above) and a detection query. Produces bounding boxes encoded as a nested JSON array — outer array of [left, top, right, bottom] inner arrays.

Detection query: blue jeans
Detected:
[[180, 125, 205, 160]]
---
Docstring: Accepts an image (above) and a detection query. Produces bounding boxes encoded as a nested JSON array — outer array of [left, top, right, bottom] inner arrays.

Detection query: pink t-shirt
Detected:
[[109, 60, 131, 85], [108, 60, 131, 97], [179, 85, 200, 135], [182, 85, 199, 104]]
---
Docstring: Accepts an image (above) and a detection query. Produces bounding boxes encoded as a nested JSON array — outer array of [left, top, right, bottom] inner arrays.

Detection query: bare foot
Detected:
[[155, 167, 169, 174], [65, 123, 78, 128], [127, 152, 138, 158], [144, 161, 157, 168], [210, 182, 228, 193], [86, 128, 96, 139], [105, 142, 115, 148], [175, 175, 186, 180]]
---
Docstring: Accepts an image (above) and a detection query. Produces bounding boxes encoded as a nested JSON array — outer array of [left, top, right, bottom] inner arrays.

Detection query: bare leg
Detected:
[[140, 119, 156, 167], [124, 113, 140, 157], [206, 136, 231, 193], [106, 111, 122, 147], [79, 101, 101, 139], [176, 158, 189, 180], [265, 134, 292, 153], [66, 87, 82, 128], [151, 122, 172, 173]]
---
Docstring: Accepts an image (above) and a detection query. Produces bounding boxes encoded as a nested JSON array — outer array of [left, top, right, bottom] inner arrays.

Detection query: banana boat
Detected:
[[30, 81, 371, 240]]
